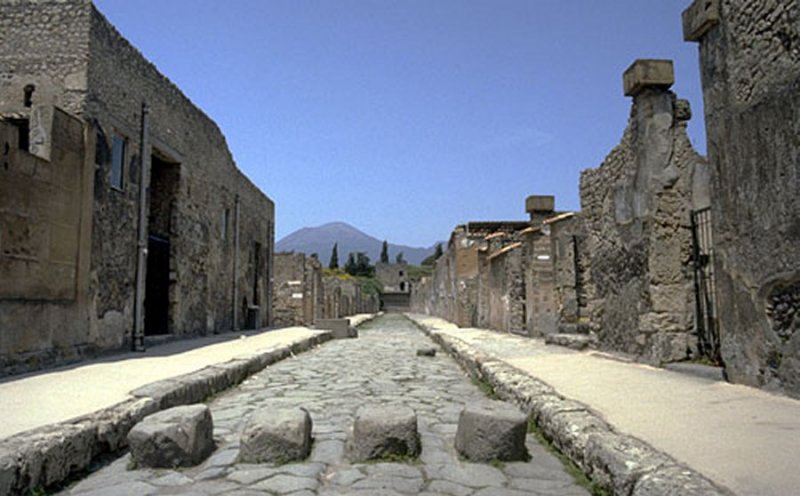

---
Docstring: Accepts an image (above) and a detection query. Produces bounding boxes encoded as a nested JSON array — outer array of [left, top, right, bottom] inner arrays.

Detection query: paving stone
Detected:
[[351, 474, 425, 494], [472, 487, 534, 496], [149, 472, 194, 486], [250, 473, 319, 493], [322, 467, 366, 486], [426, 462, 507, 488], [238, 408, 312, 464], [226, 466, 278, 485], [349, 404, 420, 461], [127, 404, 215, 468], [426, 479, 474, 496], [71, 480, 159, 496], [455, 401, 529, 462], [417, 347, 437, 356], [310, 438, 345, 464]]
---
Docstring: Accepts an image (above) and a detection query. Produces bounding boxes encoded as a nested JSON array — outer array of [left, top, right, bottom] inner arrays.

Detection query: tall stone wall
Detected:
[[579, 60, 709, 364], [685, 0, 800, 394], [482, 240, 526, 335], [0, 109, 96, 372], [0, 0, 275, 372]]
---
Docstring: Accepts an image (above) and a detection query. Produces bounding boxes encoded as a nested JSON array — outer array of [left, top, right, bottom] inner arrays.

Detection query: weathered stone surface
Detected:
[[315, 318, 358, 339], [633, 463, 732, 496], [579, 61, 705, 365], [455, 401, 528, 462], [682, 0, 720, 41], [127, 404, 215, 468], [688, 0, 800, 396], [544, 333, 597, 350], [349, 405, 420, 461], [238, 408, 312, 464], [416, 347, 437, 357], [623, 59, 674, 96]]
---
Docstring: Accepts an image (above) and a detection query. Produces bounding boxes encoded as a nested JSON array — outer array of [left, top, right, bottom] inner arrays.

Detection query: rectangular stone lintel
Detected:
[[682, 0, 720, 42], [623, 59, 674, 97]]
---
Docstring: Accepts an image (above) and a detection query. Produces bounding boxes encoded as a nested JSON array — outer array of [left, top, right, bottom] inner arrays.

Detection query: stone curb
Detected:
[[0, 331, 332, 496], [408, 317, 734, 496]]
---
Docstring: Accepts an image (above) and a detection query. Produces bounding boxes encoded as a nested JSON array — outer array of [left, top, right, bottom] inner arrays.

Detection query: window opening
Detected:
[[23, 85, 35, 108]]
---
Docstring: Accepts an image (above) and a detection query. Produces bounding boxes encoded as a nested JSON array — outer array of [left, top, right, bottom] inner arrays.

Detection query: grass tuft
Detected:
[[527, 417, 609, 496]]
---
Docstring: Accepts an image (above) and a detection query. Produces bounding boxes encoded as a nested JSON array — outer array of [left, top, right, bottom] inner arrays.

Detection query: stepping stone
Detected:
[[350, 405, 420, 461], [416, 347, 437, 357], [238, 408, 313, 463], [455, 401, 528, 462], [127, 404, 215, 468]]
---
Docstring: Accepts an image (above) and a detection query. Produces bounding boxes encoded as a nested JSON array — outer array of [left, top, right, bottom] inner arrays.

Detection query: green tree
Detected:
[[380, 240, 389, 264], [421, 243, 444, 266], [328, 243, 339, 269], [395, 252, 406, 264], [344, 252, 356, 275], [345, 252, 374, 277], [434, 242, 443, 259]]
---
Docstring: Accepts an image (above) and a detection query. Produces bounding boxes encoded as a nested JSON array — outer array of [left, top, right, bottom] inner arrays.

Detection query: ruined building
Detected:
[[411, 196, 579, 336], [272, 253, 323, 328], [684, 0, 800, 395], [0, 0, 275, 373], [579, 59, 710, 364], [375, 262, 411, 311], [414, 61, 710, 366], [272, 252, 380, 327]]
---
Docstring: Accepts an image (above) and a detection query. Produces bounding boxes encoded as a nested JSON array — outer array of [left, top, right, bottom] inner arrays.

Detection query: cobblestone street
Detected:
[[61, 314, 588, 496]]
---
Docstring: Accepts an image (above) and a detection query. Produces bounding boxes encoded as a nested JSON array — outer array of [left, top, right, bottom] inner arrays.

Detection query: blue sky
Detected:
[[94, 0, 706, 248]]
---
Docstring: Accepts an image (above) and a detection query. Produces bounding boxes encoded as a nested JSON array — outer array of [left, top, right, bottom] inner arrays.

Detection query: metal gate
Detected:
[[691, 207, 721, 363]]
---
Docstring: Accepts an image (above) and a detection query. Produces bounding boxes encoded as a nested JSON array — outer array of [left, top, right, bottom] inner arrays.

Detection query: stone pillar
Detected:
[[525, 195, 555, 225]]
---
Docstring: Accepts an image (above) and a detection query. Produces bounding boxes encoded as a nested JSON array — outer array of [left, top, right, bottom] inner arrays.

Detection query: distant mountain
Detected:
[[276, 222, 439, 266]]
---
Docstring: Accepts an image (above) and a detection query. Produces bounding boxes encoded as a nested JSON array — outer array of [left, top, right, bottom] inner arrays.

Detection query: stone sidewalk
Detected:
[[0, 314, 376, 495], [407, 314, 800, 496]]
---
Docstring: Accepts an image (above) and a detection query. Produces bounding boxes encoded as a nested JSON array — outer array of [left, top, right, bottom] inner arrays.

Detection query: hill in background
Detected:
[[276, 222, 440, 266]]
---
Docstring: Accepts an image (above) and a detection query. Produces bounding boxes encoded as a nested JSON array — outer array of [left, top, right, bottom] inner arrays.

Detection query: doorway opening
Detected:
[[144, 153, 180, 336]]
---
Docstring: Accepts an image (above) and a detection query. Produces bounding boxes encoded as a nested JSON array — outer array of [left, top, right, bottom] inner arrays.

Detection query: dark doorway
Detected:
[[144, 153, 180, 335], [691, 207, 721, 364], [145, 235, 170, 335]]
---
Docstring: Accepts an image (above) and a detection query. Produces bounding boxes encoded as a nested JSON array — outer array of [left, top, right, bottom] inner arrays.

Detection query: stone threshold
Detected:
[[408, 316, 734, 496], [0, 331, 333, 496]]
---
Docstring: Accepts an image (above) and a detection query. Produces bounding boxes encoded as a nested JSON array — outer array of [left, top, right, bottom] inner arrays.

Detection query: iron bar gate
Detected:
[[691, 207, 721, 364]]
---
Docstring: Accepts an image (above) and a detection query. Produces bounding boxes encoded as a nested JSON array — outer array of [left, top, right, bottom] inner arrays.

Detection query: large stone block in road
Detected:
[[455, 401, 528, 462], [315, 318, 358, 339], [238, 408, 313, 463], [127, 404, 215, 468], [350, 405, 420, 461]]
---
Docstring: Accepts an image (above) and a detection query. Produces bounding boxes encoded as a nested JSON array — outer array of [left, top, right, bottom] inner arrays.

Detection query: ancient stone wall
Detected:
[[523, 227, 556, 337], [685, 0, 800, 394], [320, 275, 379, 320], [375, 262, 410, 293], [0, 0, 275, 372], [272, 252, 322, 327], [482, 239, 526, 335], [548, 215, 589, 334], [0, 108, 96, 372], [579, 60, 708, 364]]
